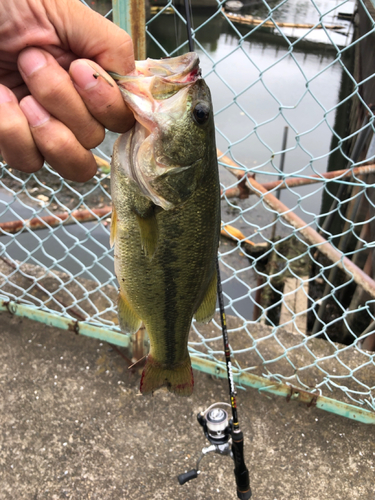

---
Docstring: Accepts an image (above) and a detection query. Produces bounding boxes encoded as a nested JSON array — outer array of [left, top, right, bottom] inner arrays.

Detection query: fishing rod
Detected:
[[215, 259, 252, 499], [177, 2, 252, 498], [177, 261, 252, 499]]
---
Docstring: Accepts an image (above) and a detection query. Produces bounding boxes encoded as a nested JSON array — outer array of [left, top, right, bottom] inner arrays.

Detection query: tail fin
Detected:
[[140, 355, 194, 396]]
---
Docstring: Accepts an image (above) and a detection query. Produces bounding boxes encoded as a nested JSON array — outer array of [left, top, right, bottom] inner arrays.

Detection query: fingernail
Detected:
[[71, 60, 99, 90], [0, 85, 13, 103], [20, 96, 50, 127], [18, 48, 47, 76]]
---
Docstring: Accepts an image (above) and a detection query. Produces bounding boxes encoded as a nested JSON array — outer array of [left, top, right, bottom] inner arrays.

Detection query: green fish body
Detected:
[[110, 53, 220, 396]]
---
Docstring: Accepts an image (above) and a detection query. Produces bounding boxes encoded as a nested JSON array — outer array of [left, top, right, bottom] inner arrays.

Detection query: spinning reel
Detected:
[[178, 402, 251, 499]]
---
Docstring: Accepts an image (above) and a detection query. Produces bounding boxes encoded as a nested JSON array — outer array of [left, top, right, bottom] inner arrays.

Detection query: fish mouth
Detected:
[[131, 52, 201, 83], [112, 53, 204, 210], [110, 52, 201, 109], [110, 53, 202, 141], [110, 52, 200, 86]]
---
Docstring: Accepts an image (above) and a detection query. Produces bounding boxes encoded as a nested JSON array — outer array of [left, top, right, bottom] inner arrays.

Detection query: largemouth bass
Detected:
[[110, 53, 220, 396]]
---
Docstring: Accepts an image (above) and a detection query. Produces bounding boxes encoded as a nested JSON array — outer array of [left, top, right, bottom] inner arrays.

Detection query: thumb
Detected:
[[45, 0, 135, 75]]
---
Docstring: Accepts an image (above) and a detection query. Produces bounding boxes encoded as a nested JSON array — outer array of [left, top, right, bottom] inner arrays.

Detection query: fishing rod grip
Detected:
[[232, 430, 252, 499]]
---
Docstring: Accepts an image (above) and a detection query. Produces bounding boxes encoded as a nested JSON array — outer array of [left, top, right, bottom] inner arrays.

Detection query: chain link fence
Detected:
[[1, 0, 375, 421]]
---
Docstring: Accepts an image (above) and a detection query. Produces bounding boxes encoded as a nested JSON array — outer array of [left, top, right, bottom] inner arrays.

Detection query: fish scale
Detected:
[[110, 53, 220, 396]]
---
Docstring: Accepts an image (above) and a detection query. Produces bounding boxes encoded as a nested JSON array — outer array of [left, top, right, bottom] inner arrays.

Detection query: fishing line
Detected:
[[183, 0, 194, 51], [172, 1, 180, 56], [177, 4, 252, 498]]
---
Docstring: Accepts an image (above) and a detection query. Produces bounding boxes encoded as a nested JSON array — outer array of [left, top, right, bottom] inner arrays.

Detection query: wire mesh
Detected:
[[1, 0, 375, 417]]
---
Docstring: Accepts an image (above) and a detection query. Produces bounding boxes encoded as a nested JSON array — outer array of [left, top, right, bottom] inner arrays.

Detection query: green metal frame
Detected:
[[112, 0, 146, 59], [1, 297, 374, 425], [112, 0, 131, 32]]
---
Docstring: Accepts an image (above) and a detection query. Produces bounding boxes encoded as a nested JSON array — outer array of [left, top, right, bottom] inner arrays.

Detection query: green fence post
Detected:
[[112, 0, 146, 59]]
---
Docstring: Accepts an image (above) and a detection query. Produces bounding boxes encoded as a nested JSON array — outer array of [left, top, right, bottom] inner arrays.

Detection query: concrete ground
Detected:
[[0, 311, 374, 500]]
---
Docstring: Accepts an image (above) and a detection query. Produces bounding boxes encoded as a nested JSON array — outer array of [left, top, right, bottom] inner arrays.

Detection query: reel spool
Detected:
[[205, 407, 230, 442]]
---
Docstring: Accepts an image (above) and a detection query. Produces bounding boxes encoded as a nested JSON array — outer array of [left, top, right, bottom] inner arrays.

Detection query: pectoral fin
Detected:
[[117, 290, 142, 334], [110, 206, 117, 248], [135, 211, 159, 258], [194, 269, 217, 324]]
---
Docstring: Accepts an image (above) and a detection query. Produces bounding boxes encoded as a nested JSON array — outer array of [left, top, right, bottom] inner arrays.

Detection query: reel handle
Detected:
[[232, 430, 252, 499], [177, 469, 199, 485]]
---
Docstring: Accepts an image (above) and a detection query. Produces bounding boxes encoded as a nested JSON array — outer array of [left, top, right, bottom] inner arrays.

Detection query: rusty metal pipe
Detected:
[[0, 206, 112, 235], [0, 204, 250, 237], [260, 163, 375, 191], [0, 183, 248, 236], [218, 150, 375, 299]]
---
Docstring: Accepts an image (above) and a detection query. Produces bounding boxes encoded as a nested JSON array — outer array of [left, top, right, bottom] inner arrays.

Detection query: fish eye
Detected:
[[193, 102, 210, 125]]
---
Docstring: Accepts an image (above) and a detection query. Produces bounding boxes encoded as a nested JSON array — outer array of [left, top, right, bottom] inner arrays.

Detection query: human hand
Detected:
[[0, 0, 135, 182]]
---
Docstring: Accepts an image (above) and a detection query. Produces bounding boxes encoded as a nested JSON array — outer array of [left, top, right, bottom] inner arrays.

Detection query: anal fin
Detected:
[[117, 290, 142, 334], [194, 268, 217, 324]]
